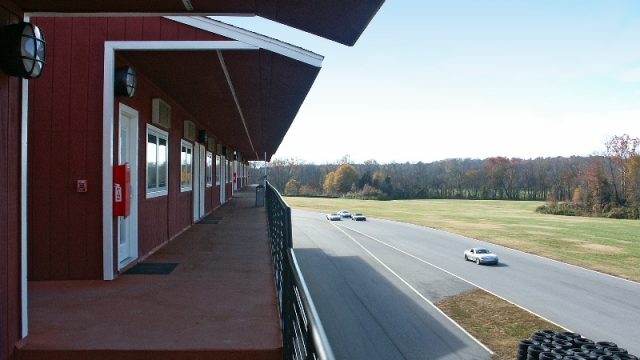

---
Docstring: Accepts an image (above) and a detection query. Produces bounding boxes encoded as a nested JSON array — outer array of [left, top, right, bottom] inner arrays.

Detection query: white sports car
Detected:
[[326, 213, 341, 221], [464, 247, 499, 265]]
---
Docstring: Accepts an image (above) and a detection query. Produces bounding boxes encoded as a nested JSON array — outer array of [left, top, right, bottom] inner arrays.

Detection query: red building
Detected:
[[26, 15, 323, 281], [0, 2, 384, 360]]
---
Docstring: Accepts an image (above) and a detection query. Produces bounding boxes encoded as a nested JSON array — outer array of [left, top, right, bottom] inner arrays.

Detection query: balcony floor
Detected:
[[18, 186, 281, 360]]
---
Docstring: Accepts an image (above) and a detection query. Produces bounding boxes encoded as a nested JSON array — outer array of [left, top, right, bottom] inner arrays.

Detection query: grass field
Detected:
[[436, 289, 565, 360], [284, 197, 640, 282]]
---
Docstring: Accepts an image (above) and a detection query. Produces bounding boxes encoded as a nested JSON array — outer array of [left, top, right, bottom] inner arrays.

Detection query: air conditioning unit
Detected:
[[152, 98, 171, 129], [184, 120, 196, 141]]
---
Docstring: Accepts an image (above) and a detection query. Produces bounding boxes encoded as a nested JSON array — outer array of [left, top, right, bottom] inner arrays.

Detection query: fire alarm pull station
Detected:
[[113, 164, 131, 217], [77, 180, 88, 193]]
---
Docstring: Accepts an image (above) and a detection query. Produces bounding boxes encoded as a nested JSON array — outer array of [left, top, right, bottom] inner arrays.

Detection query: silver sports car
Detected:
[[464, 247, 499, 265], [326, 213, 341, 221]]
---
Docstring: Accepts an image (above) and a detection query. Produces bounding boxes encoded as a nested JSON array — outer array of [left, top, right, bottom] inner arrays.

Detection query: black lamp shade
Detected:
[[0, 22, 46, 79], [114, 66, 137, 97]]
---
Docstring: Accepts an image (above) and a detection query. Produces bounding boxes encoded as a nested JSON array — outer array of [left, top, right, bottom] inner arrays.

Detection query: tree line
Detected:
[[256, 135, 640, 219]]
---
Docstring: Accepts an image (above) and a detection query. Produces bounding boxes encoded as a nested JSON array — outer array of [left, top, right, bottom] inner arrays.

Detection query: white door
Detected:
[[117, 104, 139, 268], [193, 144, 199, 221], [198, 145, 206, 216], [220, 155, 226, 204], [232, 160, 238, 192], [193, 143, 206, 221]]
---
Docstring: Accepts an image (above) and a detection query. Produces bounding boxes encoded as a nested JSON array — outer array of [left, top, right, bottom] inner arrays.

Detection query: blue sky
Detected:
[[215, 1, 640, 164]]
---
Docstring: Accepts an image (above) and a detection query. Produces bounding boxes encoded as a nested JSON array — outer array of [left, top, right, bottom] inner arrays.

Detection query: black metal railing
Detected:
[[265, 182, 335, 360]]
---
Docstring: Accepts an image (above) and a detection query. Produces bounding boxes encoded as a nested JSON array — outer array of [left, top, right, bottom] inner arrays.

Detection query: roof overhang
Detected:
[[114, 17, 322, 162], [18, 0, 385, 46]]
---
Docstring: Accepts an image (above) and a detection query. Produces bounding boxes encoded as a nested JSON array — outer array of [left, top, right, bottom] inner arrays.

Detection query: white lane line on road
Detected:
[[331, 223, 495, 355], [336, 223, 571, 332]]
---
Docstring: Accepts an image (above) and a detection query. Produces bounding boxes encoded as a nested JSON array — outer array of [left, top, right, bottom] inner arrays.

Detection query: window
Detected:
[[206, 152, 213, 187], [180, 140, 193, 192], [146, 125, 168, 198], [215, 155, 221, 185]]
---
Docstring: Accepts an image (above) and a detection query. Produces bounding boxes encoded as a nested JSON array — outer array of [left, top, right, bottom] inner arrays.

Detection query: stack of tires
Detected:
[[517, 329, 638, 360]]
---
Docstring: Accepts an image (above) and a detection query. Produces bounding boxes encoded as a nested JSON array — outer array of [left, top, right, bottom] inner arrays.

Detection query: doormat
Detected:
[[197, 216, 223, 224], [197, 219, 219, 224], [124, 262, 179, 275]]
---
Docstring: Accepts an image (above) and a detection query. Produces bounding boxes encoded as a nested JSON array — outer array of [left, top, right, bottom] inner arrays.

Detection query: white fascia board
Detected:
[[107, 41, 257, 51], [165, 16, 324, 68], [25, 12, 255, 17]]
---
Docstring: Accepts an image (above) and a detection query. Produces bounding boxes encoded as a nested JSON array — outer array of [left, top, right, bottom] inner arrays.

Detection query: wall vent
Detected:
[[152, 98, 171, 129], [184, 120, 196, 141]]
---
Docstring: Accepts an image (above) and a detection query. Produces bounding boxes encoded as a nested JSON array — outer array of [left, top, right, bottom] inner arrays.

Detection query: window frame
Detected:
[[180, 139, 193, 192], [215, 155, 221, 185], [206, 151, 213, 187], [146, 124, 169, 198]]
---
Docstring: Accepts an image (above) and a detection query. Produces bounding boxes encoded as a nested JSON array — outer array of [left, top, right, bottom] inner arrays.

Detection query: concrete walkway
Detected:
[[18, 186, 281, 360]]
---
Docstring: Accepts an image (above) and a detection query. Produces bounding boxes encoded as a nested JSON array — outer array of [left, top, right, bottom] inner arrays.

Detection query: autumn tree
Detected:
[[266, 158, 290, 190], [446, 159, 465, 198], [486, 157, 510, 199], [299, 184, 321, 196], [581, 158, 610, 214], [463, 168, 484, 199], [333, 164, 359, 194], [323, 171, 337, 195], [358, 170, 373, 189], [605, 134, 640, 205], [284, 179, 300, 195], [627, 155, 640, 207], [372, 171, 385, 189]]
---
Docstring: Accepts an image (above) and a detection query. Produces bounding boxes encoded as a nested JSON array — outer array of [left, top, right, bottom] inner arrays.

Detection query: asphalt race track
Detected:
[[291, 209, 640, 358]]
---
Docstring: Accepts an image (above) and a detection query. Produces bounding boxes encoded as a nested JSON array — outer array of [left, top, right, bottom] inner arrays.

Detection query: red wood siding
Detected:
[[28, 17, 230, 280], [1, 4, 24, 360], [213, 186, 221, 210]]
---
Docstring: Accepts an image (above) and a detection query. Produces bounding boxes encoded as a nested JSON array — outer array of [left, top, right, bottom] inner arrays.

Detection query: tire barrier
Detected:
[[517, 329, 637, 360]]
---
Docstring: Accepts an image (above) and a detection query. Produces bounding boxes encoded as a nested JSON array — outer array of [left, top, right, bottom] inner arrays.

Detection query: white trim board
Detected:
[[165, 16, 324, 68], [25, 12, 255, 17], [21, 13, 30, 339], [103, 40, 255, 280], [108, 41, 257, 51], [21, 62, 30, 339]]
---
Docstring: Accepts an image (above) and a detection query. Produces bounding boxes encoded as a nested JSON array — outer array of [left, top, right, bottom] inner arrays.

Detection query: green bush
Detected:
[[537, 202, 639, 219], [535, 203, 577, 216], [605, 207, 640, 219]]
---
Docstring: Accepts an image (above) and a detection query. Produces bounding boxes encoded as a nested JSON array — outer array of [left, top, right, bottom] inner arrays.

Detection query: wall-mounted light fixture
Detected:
[[198, 129, 208, 144], [114, 66, 137, 97], [0, 22, 46, 79]]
